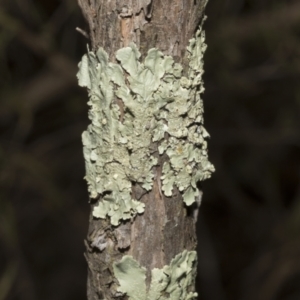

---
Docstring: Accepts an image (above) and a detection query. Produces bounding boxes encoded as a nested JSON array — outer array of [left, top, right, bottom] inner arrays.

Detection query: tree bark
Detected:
[[77, 1, 212, 299]]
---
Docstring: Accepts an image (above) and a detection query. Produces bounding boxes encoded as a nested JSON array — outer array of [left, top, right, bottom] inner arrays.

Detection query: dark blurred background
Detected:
[[0, 0, 299, 299]]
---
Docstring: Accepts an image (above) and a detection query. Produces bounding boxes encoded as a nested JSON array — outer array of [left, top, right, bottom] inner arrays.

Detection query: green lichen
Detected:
[[77, 26, 214, 226], [112, 255, 147, 300], [113, 250, 198, 300]]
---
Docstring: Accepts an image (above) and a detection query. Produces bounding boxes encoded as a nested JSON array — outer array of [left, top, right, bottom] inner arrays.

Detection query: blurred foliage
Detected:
[[0, 0, 299, 300]]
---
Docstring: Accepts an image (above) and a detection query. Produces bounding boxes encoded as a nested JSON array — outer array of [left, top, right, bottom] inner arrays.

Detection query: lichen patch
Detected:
[[113, 250, 198, 300], [77, 26, 214, 226]]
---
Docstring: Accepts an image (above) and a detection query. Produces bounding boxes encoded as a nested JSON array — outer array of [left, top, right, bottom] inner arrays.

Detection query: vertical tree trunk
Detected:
[[77, 1, 214, 299]]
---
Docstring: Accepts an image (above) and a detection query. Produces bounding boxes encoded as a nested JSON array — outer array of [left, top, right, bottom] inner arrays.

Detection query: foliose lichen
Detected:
[[77, 26, 214, 226], [113, 250, 198, 300]]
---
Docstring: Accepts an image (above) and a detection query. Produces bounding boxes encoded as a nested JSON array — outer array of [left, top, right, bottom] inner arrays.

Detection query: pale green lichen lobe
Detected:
[[113, 256, 147, 300], [77, 26, 214, 225], [113, 250, 198, 300]]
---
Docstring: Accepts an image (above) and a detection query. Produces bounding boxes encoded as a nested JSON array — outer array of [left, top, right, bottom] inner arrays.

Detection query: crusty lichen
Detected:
[[77, 26, 214, 226], [113, 250, 198, 300]]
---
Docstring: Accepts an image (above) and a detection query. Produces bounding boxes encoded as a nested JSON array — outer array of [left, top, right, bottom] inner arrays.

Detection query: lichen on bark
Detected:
[[113, 250, 198, 300], [77, 25, 214, 226]]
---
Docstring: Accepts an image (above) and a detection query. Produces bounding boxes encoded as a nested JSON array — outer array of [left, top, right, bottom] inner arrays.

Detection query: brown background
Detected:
[[0, 0, 300, 299]]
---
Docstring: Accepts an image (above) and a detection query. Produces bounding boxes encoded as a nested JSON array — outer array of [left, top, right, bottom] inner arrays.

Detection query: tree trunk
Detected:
[[77, 1, 214, 299]]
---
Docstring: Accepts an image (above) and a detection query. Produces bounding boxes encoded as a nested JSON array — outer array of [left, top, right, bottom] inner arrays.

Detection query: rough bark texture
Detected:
[[78, 1, 207, 299], [78, 0, 206, 60]]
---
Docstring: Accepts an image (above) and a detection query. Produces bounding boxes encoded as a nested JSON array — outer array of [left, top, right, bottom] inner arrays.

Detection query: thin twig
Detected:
[[76, 27, 89, 39]]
